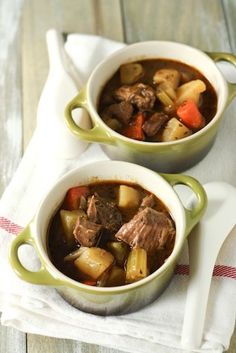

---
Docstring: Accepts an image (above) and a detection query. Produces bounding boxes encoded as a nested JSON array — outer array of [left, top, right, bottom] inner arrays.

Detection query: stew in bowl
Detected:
[[98, 59, 217, 142], [48, 180, 176, 287]]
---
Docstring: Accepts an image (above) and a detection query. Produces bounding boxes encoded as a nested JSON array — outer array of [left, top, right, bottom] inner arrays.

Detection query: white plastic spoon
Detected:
[[181, 181, 236, 349], [36, 29, 91, 158]]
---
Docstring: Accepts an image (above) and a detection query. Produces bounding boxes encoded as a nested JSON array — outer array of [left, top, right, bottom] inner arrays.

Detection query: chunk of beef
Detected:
[[140, 194, 156, 209], [101, 102, 134, 124], [87, 194, 122, 233], [115, 207, 175, 253], [114, 83, 156, 111], [100, 91, 116, 106], [142, 112, 169, 137], [114, 85, 134, 102], [73, 216, 102, 247]]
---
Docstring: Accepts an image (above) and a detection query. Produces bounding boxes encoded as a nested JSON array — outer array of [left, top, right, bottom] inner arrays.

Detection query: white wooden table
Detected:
[[0, 0, 235, 352]]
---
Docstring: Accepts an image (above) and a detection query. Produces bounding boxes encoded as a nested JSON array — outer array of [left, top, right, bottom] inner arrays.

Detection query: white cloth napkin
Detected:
[[0, 33, 236, 353]]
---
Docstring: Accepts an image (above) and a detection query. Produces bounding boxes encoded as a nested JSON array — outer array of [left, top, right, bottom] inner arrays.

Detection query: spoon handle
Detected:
[[181, 227, 216, 349], [181, 182, 236, 349]]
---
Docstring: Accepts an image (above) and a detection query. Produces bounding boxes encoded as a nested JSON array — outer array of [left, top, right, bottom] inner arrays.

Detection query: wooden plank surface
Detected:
[[223, 0, 236, 52], [122, 0, 231, 50], [0, 0, 23, 196], [27, 335, 118, 353], [0, 0, 236, 352], [0, 322, 26, 353]]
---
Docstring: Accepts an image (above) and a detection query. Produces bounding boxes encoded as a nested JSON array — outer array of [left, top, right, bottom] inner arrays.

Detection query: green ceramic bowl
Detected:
[[65, 41, 236, 172], [9, 161, 207, 315]]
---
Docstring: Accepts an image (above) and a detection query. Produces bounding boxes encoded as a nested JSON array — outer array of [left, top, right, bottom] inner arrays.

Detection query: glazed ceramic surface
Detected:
[[65, 42, 236, 172], [9, 161, 207, 315]]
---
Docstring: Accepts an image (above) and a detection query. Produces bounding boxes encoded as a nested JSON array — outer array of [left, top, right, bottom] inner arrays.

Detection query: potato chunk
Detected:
[[176, 79, 206, 106], [161, 117, 192, 142], [153, 69, 180, 89], [74, 247, 114, 280], [120, 63, 144, 84], [118, 185, 140, 209]]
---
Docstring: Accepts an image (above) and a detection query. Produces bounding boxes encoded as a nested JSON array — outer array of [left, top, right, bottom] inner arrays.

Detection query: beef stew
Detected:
[[98, 59, 217, 142], [48, 181, 176, 287]]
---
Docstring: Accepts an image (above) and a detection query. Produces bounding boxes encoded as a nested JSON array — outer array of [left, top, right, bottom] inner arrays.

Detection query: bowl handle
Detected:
[[9, 224, 63, 286], [64, 87, 115, 144], [206, 52, 236, 104], [161, 174, 207, 237]]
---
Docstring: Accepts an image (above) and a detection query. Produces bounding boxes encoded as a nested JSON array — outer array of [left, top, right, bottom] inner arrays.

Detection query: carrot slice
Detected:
[[63, 186, 89, 210], [177, 100, 205, 130], [122, 113, 145, 140]]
